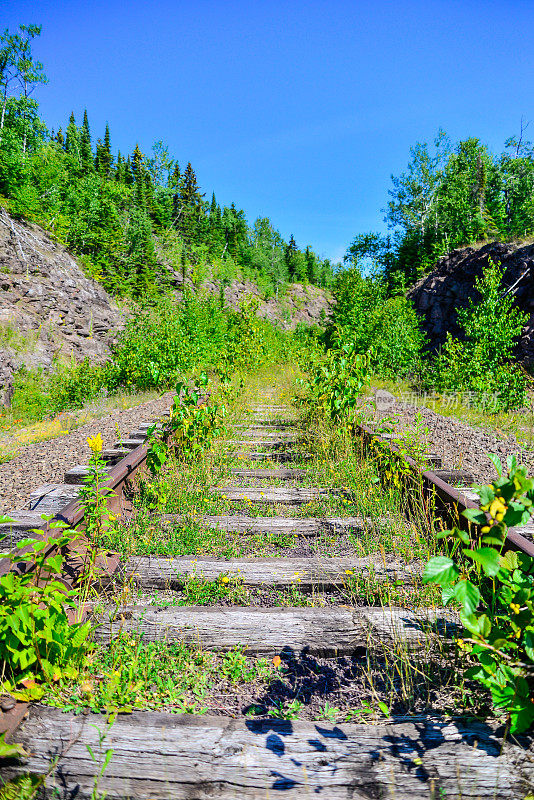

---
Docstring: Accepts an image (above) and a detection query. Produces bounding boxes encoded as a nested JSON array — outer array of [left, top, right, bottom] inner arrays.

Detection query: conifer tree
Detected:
[[115, 151, 124, 182], [132, 143, 144, 180], [135, 169, 145, 207], [124, 155, 134, 185], [103, 123, 112, 171], [126, 208, 157, 296], [181, 162, 203, 205], [65, 112, 79, 160], [176, 162, 205, 244], [169, 162, 181, 188], [209, 191, 217, 217], [285, 234, 298, 278], [79, 109, 93, 174], [144, 170, 155, 209], [55, 127, 64, 147], [95, 125, 112, 177], [305, 246, 317, 283]]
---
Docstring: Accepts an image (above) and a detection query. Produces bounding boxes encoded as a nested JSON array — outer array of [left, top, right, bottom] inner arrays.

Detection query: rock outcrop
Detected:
[[407, 241, 534, 363], [0, 207, 332, 406], [168, 271, 332, 330], [0, 208, 124, 405]]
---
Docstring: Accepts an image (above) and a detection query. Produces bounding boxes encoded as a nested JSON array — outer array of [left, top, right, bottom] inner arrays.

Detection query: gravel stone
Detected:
[[374, 399, 534, 486], [0, 393, 173, 514]]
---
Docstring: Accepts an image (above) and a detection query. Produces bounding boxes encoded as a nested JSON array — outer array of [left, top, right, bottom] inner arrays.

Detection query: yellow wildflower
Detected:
[[510, 603, 521, 614], [87, 432, 103, 454]]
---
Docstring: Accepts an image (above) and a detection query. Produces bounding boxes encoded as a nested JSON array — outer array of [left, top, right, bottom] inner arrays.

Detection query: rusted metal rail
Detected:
[[0, 411, 171, 743], [358, 421, 534, 557]]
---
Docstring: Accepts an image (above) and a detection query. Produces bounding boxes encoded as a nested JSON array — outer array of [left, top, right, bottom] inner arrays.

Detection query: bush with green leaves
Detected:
[[423, 454, 534, 732], [327, 267, 425, 379], [147, 372, 226, 473], [0, 522, 91, 700], [433, 258, 528, 411], [302, 331, 370, 425], [2, 293, 305, 428]]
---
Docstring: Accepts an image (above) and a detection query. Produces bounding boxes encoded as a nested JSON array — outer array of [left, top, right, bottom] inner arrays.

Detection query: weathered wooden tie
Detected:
[[212, 486, 331, 505], [229, 450, 311, 462], [28, 483, 83, 515], [432, 468, 474, 485], [94, 605, 456, 655], [64, 464, 112, 484], [160, 514, 389, 536], [8, 708, 530, 800], [0, 510, 47, 544], [126, 553, 419, 589], [229, 468, 306, 479], [227, 438, 297, 448]]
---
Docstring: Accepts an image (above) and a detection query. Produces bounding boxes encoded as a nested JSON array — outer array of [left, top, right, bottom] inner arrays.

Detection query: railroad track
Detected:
[[1, 384, 534, 798]]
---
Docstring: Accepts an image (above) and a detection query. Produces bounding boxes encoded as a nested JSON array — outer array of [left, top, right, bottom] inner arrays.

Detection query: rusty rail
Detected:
[[357, 421, 534, 558]]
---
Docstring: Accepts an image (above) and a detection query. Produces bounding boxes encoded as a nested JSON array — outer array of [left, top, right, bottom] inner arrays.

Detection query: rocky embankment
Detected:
[[0, 208, 123, 405], [407, 241, 534, 364], [373, 390, 534, 485], [0, 207, 332, 408], [166, 265, 331, 330]]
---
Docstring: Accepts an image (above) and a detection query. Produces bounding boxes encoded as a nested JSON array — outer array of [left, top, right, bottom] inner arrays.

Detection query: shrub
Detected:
[[327, 266, 425, 378], [423, 455, 534, 732], [434, 259, 528, 411]]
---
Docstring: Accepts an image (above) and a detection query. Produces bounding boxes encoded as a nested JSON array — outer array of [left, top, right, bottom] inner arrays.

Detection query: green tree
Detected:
[[147, 139, 173, 186], [79, 109, 93, 174], [436, 259, 528, 410]]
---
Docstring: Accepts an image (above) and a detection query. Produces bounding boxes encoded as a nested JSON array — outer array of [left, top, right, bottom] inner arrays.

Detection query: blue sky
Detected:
[[5, 0, 534, 262]]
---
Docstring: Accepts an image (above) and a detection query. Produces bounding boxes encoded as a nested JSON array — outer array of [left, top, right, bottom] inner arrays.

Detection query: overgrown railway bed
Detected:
[[1, 377, 534, 798]]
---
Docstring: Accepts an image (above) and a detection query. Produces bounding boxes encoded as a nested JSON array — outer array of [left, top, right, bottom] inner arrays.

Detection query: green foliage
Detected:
[[146, 373, 226, 484], [0, 774, 43, 800], [347, 129, 534, 290], [0, 24, 330, 298], [433, 258, 528, 411], [0, 520, 91, 696], [302, 333, 370, 424], [145, 374, 225, 506], [43, 635, 273, 715], [50, 358, 110, 410], [2, 295, 304, 429], [423, 455, 534, 732], [327, 266, 425, 379], [169, 374, 225, 459]]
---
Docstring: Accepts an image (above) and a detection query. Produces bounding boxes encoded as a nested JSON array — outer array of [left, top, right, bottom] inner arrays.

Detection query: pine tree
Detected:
[[305, 246, 317, 283], [126, 208, 157, 296], [176, 162, 205, 244], [124, 155, 134, 185], [103, 123, 112, 170], [135, 169, 145, 207], [55, 127, 64, 147], [95, 125, 113, 177], [169, 162, 181, 189], [132, 144, 144, 180], [181, 162, 203, 205], [209, 192, 217, 216], [144, 170, 155, 209], [79, 109, 93, 174], [285, 234, 298, 278], [115, 151, 124, 182], [65, 112, 79, 160]]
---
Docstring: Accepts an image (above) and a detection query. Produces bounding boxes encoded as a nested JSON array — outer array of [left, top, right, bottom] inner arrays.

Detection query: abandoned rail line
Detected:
[[1, 379, 534, 798]]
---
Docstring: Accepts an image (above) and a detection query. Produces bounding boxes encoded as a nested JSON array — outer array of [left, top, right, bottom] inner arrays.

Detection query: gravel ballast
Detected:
[[0, 392, 173, 514], [374, 397, 534, 486]]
